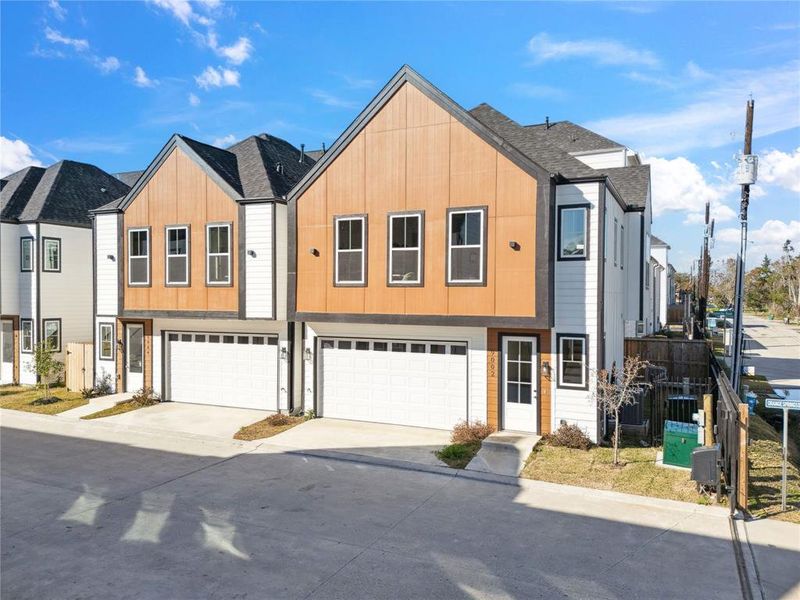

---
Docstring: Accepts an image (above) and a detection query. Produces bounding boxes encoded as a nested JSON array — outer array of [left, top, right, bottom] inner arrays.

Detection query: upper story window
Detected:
[[128, 228, 150, 286], [447, 207, 486, 285], [20, 237, 33, 272], [21, 319, 33, 353], [389, 212, 423, 285], [558, 205, 588, 260], [613, 218, 618, 266], [335, 216, 366, 286], [558, 335, 587, 389], [206, 223, 231, 285], [620, 225, 625, 269], [42, 237, 61, 272], [166, 226, 189, 286]]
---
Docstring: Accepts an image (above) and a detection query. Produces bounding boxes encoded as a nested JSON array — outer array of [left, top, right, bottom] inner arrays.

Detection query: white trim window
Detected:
[[43, 238, 61, 272], [560, 206, 587, 258], [20, 238, 33, 272], [613, 218, 618, 266], [166, 226, 189, 285], [21, 319, 33, 353], [206, 224, 231, 285], [389, 213, 422, 285], [559, 336, 586, 388], [43, 319, 61, 353], [99, 323, 114, 360], [620, 225, 625, 269], [335, 216, 366, 285], [448, 208, 485, 284], [128, 228, 150, 286]]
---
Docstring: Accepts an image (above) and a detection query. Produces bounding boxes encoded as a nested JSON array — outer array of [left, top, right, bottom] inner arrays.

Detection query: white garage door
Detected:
[[166, 332, 278, 410], [318, 338, 468, 430]]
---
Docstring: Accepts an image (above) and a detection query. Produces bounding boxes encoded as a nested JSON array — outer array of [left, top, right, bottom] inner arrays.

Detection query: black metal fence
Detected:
[[710, 352, 743, 512]]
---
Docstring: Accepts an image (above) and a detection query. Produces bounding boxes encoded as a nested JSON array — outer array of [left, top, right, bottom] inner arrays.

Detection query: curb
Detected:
[[730, 515, 767, 600]]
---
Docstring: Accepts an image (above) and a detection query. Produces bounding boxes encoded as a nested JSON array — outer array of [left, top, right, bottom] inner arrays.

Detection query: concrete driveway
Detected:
[[743, 314, 800, 389], [3, 409, 799, 599]]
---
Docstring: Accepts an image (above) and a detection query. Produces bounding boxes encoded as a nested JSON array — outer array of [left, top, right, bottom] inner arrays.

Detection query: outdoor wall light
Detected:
[[304, 348, 313, 362], [280, 347, 289, 360], [247, 249, 256, 257], [107, 254, 115, 261], [309, 248, 319, 256], [541, 360, 552, 378], [509, 241, 520, 251]]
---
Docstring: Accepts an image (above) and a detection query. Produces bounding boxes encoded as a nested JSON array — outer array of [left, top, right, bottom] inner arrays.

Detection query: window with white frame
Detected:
[[389, 213, 422, 285], [559, 206, 587, 259], [613, 218, 618, 266], [128, 228, 150, 285], [43, 319, 61, 352], [621, 225, 625, 269], [20, 237, 33, 272], [559, 335, 586, 388], [42, 238, 61, 272], [335, 216, 366, 285], [448, 208, 485, 284], [206, 224, 231, 285], [166, 226, 189, 285], [99, 323, 114, 360], [21, 320, 33, 353]]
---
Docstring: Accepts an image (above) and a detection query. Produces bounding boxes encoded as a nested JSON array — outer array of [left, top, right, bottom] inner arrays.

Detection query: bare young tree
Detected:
[[594, 356, 652, 466]]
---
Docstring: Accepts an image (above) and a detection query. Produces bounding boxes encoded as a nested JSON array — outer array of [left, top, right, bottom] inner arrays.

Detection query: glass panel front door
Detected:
[[0, 321, 13, 384], [502, 336, 537, 433], [125, 324, 144, 392]]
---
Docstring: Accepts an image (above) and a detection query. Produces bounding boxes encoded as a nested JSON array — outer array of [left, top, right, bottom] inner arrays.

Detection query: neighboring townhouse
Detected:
[[649, 235, 672, 329], [288, 66, 653, 440], [91, 133, 315, 411], [0, 161, 130, 385]]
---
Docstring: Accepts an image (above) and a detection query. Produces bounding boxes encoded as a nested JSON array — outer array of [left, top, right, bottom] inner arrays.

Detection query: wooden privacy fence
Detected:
[[66, 342, 93, 392], [624, 337, 709, 380], [667, 303, 685, 325]]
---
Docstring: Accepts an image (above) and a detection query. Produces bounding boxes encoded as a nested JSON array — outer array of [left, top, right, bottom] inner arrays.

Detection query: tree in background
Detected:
[[770, 240, 799, 318], [708, 257, 736, 307], [745, 255, 773, 312], [674, 271, 693, 296]]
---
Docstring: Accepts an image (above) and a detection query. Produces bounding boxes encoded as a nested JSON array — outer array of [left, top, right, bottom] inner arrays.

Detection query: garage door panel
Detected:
[[167, 332, 278, 410], [319, 338, 467, 430]]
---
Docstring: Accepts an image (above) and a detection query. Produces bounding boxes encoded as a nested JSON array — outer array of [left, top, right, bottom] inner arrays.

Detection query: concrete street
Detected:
[[2, 409, 798, 600], [743, 314, 800, 390]]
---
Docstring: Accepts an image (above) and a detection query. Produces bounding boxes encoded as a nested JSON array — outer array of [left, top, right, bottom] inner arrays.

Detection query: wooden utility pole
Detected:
[[730, 99, 755, 395]]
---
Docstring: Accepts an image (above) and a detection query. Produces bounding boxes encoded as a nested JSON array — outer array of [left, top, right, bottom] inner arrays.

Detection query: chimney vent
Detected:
[[300, 143, 305, 162], [322, 142, 326, 154], [545, 116, 550, 129]]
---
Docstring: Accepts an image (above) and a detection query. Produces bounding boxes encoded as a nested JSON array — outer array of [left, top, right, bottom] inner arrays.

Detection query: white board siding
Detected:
[[151, 318, 289, 410], [275, 203, 288, 321], [95, 316, 117, 391], [95, 214, 119, 316], [603, 185, 626, 378], [552, 183, 600, 440], [244, 203, 274, 319], [571, 149, 627, 170], [304, 323, 487, 423], [0, 223, 21, 315]]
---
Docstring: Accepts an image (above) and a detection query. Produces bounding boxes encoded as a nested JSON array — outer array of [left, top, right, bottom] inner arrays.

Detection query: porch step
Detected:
[[465, 432, 541, 477]]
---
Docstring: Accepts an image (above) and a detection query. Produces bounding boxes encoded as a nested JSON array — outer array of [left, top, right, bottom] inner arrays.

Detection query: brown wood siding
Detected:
[[123, 148, 238, 312], [295, 82, 539, 318], [486, 328, 552, 434]]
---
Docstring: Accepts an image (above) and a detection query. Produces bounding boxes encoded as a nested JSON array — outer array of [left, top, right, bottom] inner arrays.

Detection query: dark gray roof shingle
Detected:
[[2, 161, 130, 226], [1, 166, 46, 220], [651, 234, 669, 247], [178, 135, 244, 196], [114, 170, 144, 187], [603, 165, 650, 209], [525, 121, 624, 153]]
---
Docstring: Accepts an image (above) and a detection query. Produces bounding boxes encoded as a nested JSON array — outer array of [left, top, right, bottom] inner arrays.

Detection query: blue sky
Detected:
[[2, 1, 798, 271]]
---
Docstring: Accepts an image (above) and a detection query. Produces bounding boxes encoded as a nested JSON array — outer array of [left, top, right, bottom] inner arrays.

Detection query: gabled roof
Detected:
[[524, 121, 624, 154], [111, 132, 315, 212], [603, 165, 650, 209], [651, 235, 670, 248], [114, 170, 145, 187], [288, 65, 551, 201], [1, 161, 130, 226]]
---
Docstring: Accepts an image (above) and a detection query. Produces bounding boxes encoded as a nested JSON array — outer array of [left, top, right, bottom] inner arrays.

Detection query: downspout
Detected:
[[597, 183, 607, 442]]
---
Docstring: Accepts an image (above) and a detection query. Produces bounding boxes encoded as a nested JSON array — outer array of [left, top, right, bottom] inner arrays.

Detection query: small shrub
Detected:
[[436, 442, 481, 469], [80, 374, 114, 400], [304, 409, 316, 420], [81, 387, 95, 400], [265, 413, 294, 427], [128, 387, 161, 408], [543, 423, 593, 451], [451, 420, 494, 445]]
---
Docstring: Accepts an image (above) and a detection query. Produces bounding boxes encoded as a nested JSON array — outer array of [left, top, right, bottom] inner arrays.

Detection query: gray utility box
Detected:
[[691, 445, 721, 487]]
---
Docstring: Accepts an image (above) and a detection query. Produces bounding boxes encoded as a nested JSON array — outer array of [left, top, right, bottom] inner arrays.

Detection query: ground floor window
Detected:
[[43, 319, 61, 353], [558, 334, 587, 389], [99, 323, 114, 360], [21, 319, 33, 353]]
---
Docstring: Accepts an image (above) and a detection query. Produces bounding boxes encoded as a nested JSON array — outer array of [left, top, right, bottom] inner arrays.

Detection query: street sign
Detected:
[[765, 398, 800, 410], [766, 390, 798, 512]]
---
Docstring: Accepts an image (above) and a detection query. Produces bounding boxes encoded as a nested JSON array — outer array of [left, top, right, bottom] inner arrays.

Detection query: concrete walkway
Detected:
[[2, 409, 798, 599], [266, 417, 450, 467], [58, 392, 132, 419], [466, 431, 541, 477], [743, 314, 800, 389]]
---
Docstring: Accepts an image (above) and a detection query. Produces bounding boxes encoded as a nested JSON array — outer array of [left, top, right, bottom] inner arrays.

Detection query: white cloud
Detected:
[[146, 0, 196, 26], [645, 155, 738, 224], [526, 33, 660, 68], [44, 27, 89, 51], [508, 82, 567, 100], [134, 66, 157, 87], [48, 0, 67, 21], [0, 137, 43, 178], [188, 93, 201, 106], [195, 66, 240, 89], [757, 147, 800, 193], [310, 89, 358, 109], [716, 219, 800, 261], [339, 74, 376, 90], [587, 61, 800, 155], [94, 56, 120, 74], [208, 35, 252, 65], [212, 134, 236, 147]]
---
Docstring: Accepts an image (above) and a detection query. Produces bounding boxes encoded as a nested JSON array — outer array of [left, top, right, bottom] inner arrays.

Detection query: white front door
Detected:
[[502, 336, 538, 433], [1, 321, 13, 384], [125, 324, 144, 393]]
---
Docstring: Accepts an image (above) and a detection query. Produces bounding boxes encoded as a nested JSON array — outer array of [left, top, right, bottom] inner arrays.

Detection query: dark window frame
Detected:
[[127, 227, 152, 287], [42, 318, 62, 353], [387, 210, 424, 287], [41, 237, 61, 272], [165, 224, 191, 287], [556, 333, 589, 390], [557, 204, 590, 262], [20, 236, 34, 272], [98, 322, 115, 361], [333, 214, 368, 287], [446, 206, 488, 287]]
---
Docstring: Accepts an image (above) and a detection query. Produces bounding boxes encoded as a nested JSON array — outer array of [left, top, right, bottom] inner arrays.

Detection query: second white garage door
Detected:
[[318, 338, 468, 430], [166, 332, 278, 410]]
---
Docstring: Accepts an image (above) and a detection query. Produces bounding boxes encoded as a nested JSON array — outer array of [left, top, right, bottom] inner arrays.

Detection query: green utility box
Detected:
[[663, 420, 700, 468]]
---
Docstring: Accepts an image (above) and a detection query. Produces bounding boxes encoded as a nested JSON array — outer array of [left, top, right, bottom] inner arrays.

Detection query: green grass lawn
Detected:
[[0, 385, 86, 415], [748, 413, 800, 524], [521, 442, 710, 505], [436, 442, 481, 469], [81, 399, 148, 420]]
